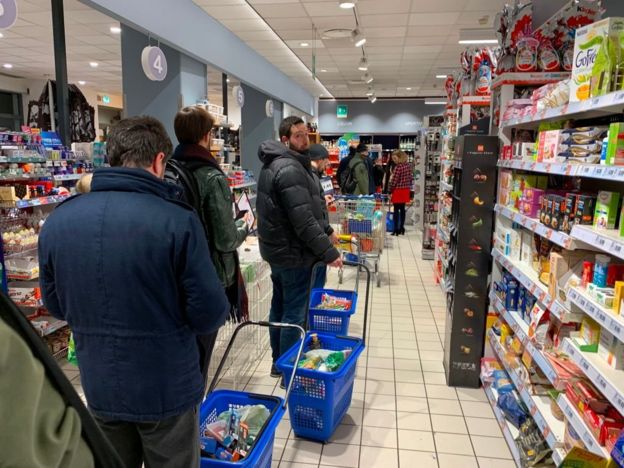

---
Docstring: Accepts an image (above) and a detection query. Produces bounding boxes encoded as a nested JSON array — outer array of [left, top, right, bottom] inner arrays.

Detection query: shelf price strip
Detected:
[[568, 288, 624, 343], [495, 204, 574, 249], [481, 379, 522, 466], [497, 160, 624, 182], [570, 225, 624, 261]]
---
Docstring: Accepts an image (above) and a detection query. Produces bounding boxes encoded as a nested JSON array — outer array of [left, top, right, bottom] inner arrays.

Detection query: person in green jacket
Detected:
[[173, 106, 250, 388], [347, 143, 370, 195]]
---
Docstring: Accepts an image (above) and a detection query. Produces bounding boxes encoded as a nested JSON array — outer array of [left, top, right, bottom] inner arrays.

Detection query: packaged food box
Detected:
[[576, 195, 597, 225], [607, 122, 624, 165], [599, 328, 624, 369], [571, 17, 624, 102], [566, 380, 610, 414], [537, 130, 564, 161], [594, 191, 621, 229]]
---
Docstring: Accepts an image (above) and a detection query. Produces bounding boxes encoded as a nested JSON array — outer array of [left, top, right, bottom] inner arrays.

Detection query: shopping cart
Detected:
[[276, 261, 371, 442], [329, 194, 388, 287], [200, 321, 305, 467]]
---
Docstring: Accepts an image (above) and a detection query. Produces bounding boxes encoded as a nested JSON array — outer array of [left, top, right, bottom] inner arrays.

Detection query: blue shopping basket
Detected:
[[200, 321, 305, 467], [277, 261, 371, 442], [308, 288, 358, 335]]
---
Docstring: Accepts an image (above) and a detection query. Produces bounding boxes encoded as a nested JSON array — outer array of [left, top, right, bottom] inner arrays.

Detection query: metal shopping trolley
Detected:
[[328, 194, 388, 287], [200, 321, 304, 467]]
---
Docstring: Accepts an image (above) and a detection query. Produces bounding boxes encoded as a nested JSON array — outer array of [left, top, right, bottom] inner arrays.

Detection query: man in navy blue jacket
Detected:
[[39, 116, 229, 468]]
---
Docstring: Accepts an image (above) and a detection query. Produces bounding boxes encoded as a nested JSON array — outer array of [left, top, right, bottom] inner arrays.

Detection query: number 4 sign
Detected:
[[141, 46, 168, 82]]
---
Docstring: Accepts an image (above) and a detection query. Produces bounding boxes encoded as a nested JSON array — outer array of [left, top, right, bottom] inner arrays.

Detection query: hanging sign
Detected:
[[0, 0, 18, 29], [141, 46, 168, 81], [232, 86, 245, 108], [265, 99, 274, 117], [336, 105, 348, 119]]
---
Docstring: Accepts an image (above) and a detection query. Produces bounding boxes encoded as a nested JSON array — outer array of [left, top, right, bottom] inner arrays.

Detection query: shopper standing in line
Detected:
[[308, 143, 340, 287], [347, 143, 370, 195], [172, 106, 250, 390], [389, 150, 414, 236], [39, 116, 230, 468], [336, 145, 356, 192], [257, 117, 342, 382]]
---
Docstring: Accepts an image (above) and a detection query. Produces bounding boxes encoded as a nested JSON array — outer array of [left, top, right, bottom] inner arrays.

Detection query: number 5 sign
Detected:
[[0, 0, 18, 29], [141, 46, 168, 81]]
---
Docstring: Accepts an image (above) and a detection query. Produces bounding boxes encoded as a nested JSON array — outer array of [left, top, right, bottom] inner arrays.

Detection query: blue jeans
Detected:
[[269, 264, 326, 363]]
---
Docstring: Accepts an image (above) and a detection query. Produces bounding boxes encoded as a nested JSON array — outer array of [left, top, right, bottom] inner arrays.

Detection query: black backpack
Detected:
[[340, 160, 361, 194], [164, 159, 203, 213]]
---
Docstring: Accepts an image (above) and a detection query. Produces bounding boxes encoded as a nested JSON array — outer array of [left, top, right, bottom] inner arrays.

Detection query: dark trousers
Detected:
[[269, 264, 326, 363], [393, 203, 406, 233], [95, 406, 199, 468]]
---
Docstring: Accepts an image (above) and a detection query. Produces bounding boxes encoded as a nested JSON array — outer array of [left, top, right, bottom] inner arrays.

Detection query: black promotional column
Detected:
[[443, 135, 499, 388], [51, 0, 70, 146]]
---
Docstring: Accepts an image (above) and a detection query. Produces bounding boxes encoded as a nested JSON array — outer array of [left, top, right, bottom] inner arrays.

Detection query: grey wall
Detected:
[[605, 0, 624, 16], [83, 0, 315, 115], [318, 100, 445, 134], [241, 84, 280, 177], [121, 25, 182, 139], [180, 55, 207, 108]]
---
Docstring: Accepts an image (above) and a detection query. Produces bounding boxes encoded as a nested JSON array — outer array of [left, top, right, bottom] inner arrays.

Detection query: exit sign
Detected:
[[337, 105, 348, 119], [102, 95, 111, 104]]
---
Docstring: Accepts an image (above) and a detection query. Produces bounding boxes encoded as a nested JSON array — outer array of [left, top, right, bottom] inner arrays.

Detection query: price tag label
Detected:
[[581, 359, 590, 372], [611, 321, 621, 337], [582, 166, 592, 175], [607, 168, 616, 177], [614, 243, 623, 255], [615, 396, 624, 413], [543, 426, 551, 439], [597, 376, 608, 391], [617, 168, 624, 180], [546, 230, 553, 239], [585, 436, 595, 449], [592, 97, 601, 107], [594, 167, 605, 177], [598, 312, 607, 323], [596, 235, 607, 247], [614, 91, 624, 104], [531, 222, 537, 231], [530, 405, 537, 416]]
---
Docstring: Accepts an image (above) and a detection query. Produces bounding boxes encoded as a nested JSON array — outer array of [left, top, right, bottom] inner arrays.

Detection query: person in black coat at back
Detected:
[[336, 145, 356, 192]]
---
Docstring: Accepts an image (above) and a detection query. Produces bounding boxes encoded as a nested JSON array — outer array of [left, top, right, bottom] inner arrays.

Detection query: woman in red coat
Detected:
[[389, 150, 413, 236]]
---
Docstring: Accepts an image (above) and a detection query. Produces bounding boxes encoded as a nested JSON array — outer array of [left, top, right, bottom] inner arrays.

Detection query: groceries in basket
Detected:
[[314, 293, 353, 311], [200, 404, 270, 461], [297, 338, 353, 373]]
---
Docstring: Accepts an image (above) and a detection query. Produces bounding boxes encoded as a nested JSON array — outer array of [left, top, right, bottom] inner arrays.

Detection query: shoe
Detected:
[[400, 228, 406, 235], [270, 363, 281, 378], [279, 377, 286, 389]]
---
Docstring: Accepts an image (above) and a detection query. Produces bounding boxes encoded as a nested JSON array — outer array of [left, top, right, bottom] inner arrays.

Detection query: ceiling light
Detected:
[[425, 100, 446, 105], [300, 42, 309, 47], [78, 80, 86, 85], [89, 62, 99, 68], [339, 1, 356, 8], [371, 96, 377, 103], [436, 74, 448, 79], [352, 28, 366, 47], [3, 64, 13, 69], [226, 78, 230, 82], [363, 73, 373, 84], [406, 87, 412, 91], [458, 39, 498, 44], [358, 57, 368, 71], [458, 28, 498, 45], [321, 69, 327, 72], [366, 90, 374, 96], [110, 26, 121, 34], [0, 33, 4, 39]]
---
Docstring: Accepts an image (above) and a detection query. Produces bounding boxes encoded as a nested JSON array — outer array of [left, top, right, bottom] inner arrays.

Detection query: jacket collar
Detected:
[[173, 143, 223, 173], [258, 140, 311, 171], [90, 167, 181, 200]]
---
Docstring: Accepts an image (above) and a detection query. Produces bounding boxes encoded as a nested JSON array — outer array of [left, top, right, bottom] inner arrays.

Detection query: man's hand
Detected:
[[328, 256, 343, 268], [329, 232, 340, 245], [243, 211, 255, 229]]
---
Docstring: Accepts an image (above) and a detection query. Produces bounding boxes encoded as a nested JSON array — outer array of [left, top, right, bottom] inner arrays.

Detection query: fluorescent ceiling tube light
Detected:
[[366, 91, 374, 96], [78, 80, 86, 85], [425, 100, 446, 105], [339, 0, 356, 8], [352, 29, 366, 47], [458, 28, 498, 45], [363, 73, 373, 84], [89, 62, 99, 68], [300, 42, 309, 47], [110, 26, 121, 34], [436, 74, 448, 79], [3, 63, 12, 69], [458, 39, 498, 44], [371, 96, 377, 103], [358, 57, 368, 71]]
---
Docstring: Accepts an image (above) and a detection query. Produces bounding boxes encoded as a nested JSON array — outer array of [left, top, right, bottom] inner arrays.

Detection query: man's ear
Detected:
[[153, 152, 167, 178]]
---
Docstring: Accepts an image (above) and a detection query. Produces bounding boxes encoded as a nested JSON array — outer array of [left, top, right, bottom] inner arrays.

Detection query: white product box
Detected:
[[599, 328, 624, 370], [571, 17, 624, 102]]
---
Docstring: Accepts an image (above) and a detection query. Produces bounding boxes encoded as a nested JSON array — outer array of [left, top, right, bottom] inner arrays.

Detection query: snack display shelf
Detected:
[[0, 157, 47, 163], [557, 393, 610, 458], [52, 174, 83, 182], [495, 204, 579, 250], [31, 317, 68, 337], [562, 338, 624, 419], [491, 72, 570, 90], [437, 226, 449, 243], [458, 95, 491, 106], [502, 90, 624, 129], [230, 181, 256, 190], [0, 175, 52, 182], [11, 195, 71, 209], [492, 249, 571, 321], [570, 225, 624, 261], [4, 247, 38, 260], [488, 330, 567, 464], [568, 287, 624, 344], [481, 377, 522, 466], [440, 181, 453, 192], [497, 159, 624, 182], [490, 292, 560, 386]]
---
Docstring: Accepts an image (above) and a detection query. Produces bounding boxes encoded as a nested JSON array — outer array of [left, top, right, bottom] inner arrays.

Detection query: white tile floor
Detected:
[[62, 229, 513, 467]]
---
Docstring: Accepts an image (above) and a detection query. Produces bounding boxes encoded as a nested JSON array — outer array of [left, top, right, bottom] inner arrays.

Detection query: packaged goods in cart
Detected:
[[297, 348, 352, 372], [314, 293, 352, 311]]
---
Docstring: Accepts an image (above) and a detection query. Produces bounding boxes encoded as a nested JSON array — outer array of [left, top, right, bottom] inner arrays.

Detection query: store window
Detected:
[[0, 91, 23, 131]]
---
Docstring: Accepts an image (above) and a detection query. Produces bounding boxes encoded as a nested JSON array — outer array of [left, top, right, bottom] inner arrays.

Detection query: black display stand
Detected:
[[443, 135, 499, 388]]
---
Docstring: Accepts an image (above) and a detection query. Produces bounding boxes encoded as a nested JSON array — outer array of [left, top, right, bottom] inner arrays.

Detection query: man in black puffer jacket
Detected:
[[257, 116, 342, 380]]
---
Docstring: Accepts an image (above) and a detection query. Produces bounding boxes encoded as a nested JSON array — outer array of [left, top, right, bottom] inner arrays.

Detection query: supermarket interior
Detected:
[[8, 0, 624, 467]]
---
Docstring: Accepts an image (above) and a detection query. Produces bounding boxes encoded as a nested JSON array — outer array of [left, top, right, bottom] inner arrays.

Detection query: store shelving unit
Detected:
[[498, 159, 624, 181], [421, 127, 442, 260]]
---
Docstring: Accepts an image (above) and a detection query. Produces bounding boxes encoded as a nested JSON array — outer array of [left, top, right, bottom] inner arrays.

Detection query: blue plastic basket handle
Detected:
[[207, 321, 305, 409]]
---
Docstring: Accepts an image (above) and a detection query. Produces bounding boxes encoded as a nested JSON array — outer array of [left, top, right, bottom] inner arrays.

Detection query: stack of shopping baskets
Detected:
[[276, 261, 371, 442]]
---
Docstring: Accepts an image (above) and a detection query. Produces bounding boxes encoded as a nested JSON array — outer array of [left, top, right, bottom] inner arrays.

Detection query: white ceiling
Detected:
[[0, 0, 121, 95], [195, 0, 509, 98]]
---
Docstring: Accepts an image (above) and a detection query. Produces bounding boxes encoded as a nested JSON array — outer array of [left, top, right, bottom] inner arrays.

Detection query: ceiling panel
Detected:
[[408, 12, 461, 26], [357, 0, 411, 15], [359, 14, 409, 28], [411, 0, 467, 12]]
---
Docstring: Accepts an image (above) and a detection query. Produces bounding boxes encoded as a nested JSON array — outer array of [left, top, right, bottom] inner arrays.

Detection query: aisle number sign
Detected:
[[141, 46, 168, 82], [0, 0, 18, 29], [337, 105, 348, 119]]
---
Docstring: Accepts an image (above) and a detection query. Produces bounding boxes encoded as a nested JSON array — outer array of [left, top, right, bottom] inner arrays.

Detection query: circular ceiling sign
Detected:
[[265, 99, 274, 117], [0, 0, 18, 29], [232, 86, 245, 108], [141, 46, 168, 81]]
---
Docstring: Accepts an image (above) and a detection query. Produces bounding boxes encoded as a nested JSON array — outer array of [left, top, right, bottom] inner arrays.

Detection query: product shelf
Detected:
[[562, 337, 624, 419], [53, 174, 83, 182], [497, 160, 624, 182], [31, 316, 68, 337], [481, 377, 522, 466], [440, 181, 453, 192], [0, 157, 47, 163], [568, 287, 624, 344], [491, 249, 571, 321], [490, 292, 560, 387], [557, 393, 610, 458], [437, 226, 449, 243], [502, 90, 624, 129], [488, 330, 567, 465], [458, 95, 491, 107], [10, 195, 71, 209], [491, 72, 570, 91], [230, 181, 256, 190], [570, 225, 624, 261], [495, 204, 581, 250]]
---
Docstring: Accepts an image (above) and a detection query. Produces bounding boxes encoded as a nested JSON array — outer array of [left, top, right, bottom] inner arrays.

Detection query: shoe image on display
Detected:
[[464, 285, 479, 299], [461, 327, 474, 336], [460, 345, 471, 354], [464, 263, 478, 277], [469, 216, 483, 228], [468, 239, 482, 252], [472, 192, 485, 206], [464, 308, 475, 318]]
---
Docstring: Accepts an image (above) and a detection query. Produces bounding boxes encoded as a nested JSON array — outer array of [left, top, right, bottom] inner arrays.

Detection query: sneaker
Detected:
[[270, 363, 281, 378], [279, 376, 286, 389]]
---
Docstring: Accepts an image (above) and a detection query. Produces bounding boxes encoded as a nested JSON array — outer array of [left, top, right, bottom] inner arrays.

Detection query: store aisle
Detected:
[[61, 230, 514, 468]]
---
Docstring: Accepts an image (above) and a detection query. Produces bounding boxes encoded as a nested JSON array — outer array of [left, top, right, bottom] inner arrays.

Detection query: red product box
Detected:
[[566, 381, 610, 414], [502, 145, 513, 160], [583, 407, 624, 445], [523, 188, 545, 205]]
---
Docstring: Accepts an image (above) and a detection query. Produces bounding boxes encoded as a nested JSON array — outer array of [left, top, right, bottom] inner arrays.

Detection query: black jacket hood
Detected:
[[258, 140, 311, 169]]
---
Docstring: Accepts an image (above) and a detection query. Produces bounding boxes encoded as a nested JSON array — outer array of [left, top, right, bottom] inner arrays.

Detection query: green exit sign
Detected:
[[336, 105, 348, 119], [102, 95, 111, 104]]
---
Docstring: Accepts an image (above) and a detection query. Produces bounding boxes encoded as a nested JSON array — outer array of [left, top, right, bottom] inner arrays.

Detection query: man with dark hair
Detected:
[[172, 106, 250, 389], [39, 115, 229, 468], [257, 116, 342, 382], [347, 143, 371, 195]]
